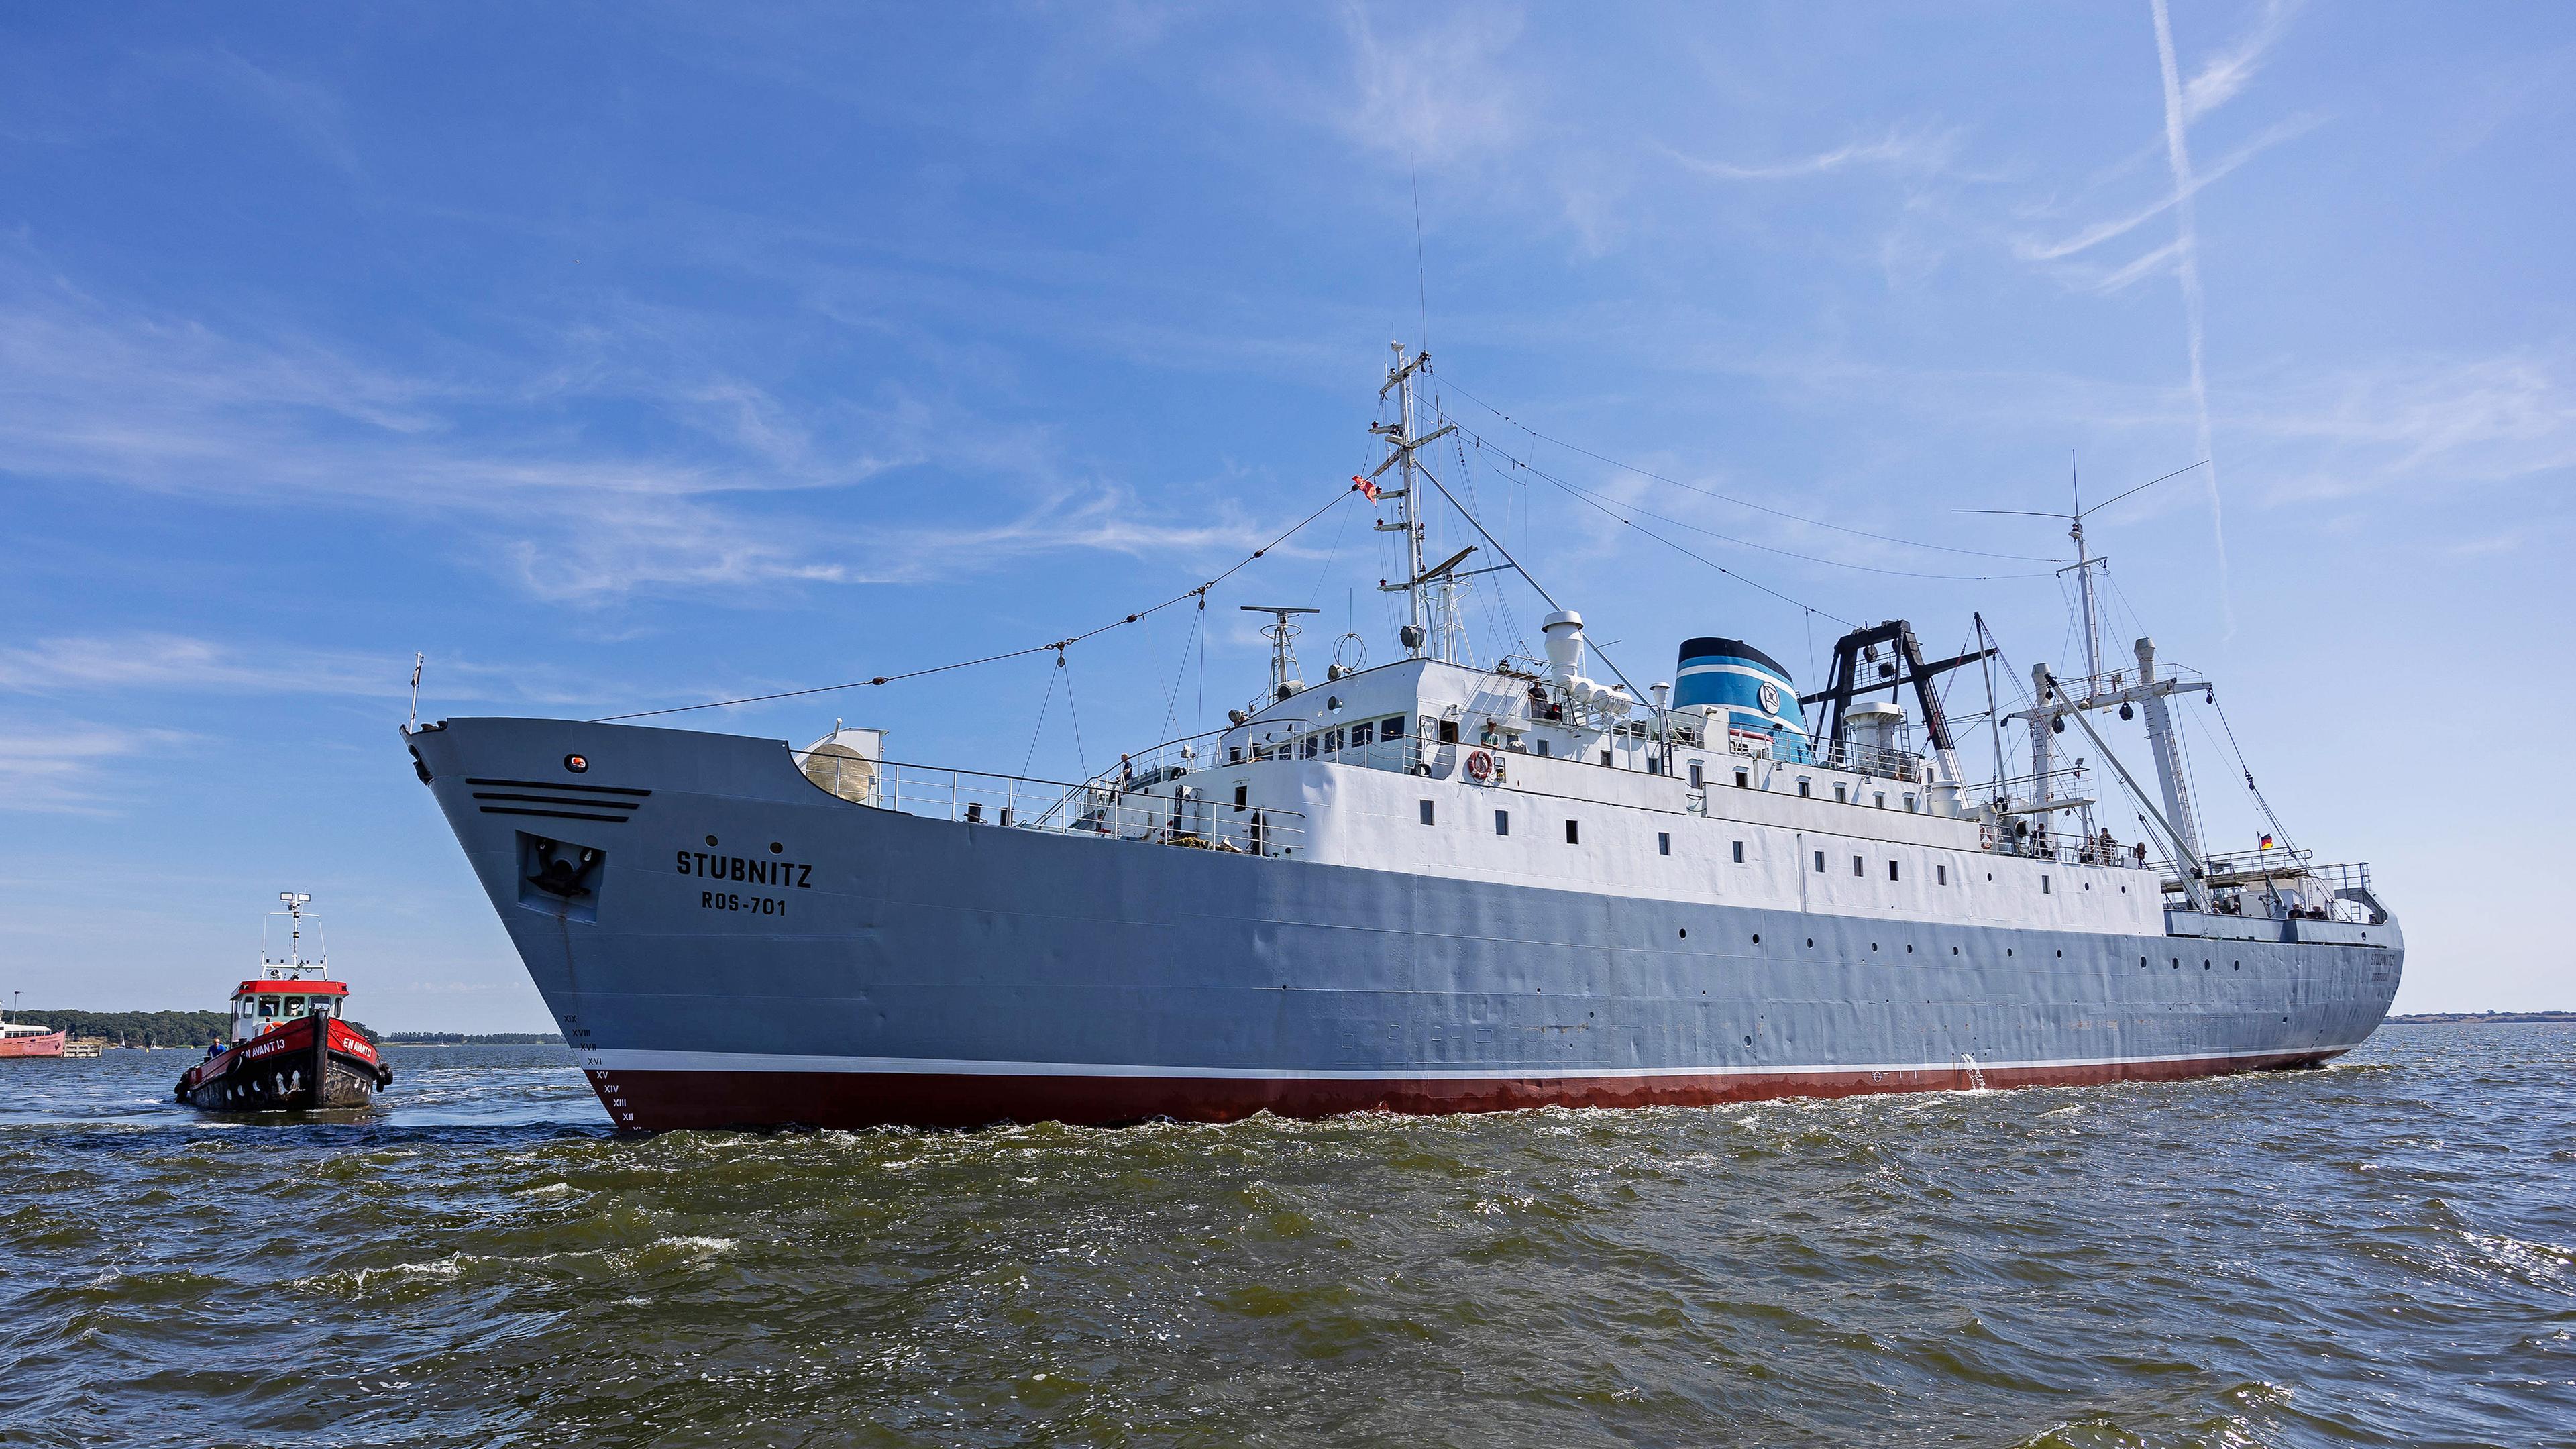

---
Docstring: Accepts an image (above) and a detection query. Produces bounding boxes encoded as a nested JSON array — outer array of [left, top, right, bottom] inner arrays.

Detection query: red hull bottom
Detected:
[[585, 1049, 2343, 1132]]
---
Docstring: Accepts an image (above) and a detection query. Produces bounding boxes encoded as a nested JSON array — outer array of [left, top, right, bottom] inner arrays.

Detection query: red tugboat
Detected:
[[178, 892, 392, 1112]]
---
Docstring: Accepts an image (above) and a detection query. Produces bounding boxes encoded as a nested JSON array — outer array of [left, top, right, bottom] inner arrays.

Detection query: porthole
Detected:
[[2007, 949, 2013, 957], [767, 842, 784, 855], [2204, 960, 2212, 970], [1752, 934, 1761, 945], [1743, 1035, 1752, 1045], [2055, 950, 2062, 958], [2233, 961, 2241, 970], [1952, 947, 1960, 955], [1678, 928, 1688, 939], [704, 834, 719, 847], [1806, 938, 1815, 948], [1871, 943, 1878, 952], [1905, 945, 1913, 953]]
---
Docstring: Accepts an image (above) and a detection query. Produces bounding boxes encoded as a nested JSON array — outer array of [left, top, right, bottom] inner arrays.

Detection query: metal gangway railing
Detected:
[[790, 750, 1305, 857]]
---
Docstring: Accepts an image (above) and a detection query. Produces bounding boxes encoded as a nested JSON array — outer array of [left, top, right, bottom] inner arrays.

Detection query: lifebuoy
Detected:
[[1464, 749, 1494, 782], [1978, 824, 1996, 852]]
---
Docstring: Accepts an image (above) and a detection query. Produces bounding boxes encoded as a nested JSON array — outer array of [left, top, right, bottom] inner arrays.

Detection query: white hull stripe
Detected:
[[580, 1042, 2359, 1080]]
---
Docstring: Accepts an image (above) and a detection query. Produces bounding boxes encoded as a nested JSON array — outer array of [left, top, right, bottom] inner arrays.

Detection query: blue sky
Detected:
[[2, 3, 2567, 1028]]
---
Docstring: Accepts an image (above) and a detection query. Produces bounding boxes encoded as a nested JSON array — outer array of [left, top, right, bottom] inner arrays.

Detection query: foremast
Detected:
[[1371, 343, 1460, 662]]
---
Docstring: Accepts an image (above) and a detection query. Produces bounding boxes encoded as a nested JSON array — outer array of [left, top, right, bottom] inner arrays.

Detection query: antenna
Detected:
[[1239, 606, 1320, 704], [1956, 458, 2205, 700], [408, 652, 424, 729]]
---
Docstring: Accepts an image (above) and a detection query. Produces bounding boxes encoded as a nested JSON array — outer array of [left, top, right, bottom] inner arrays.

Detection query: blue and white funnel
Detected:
[[1674, 637, 1807, 755]]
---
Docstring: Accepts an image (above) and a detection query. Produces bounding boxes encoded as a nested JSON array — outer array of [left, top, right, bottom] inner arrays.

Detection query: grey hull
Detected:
[[409, 718, 2402, 1130]]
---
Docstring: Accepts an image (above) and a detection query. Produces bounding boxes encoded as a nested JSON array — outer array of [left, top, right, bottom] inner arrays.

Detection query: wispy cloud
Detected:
[[0, 251, 1311, 605], [2181, 0, 2301, 121], [1666, 127, 1962, 183], [2229, 351, 2576, 502], [0, 722, 193, 815], [2015, 112, 2323, 268], [1331, 5, 1528, 166], [0, 634, 406, 697]]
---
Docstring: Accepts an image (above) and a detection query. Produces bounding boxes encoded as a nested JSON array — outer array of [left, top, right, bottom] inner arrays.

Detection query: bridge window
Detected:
[[1904, 793, 1918, 812], [1599, 749, 1613, 766], [1657, 832, 1670, 856], [1735, 769, 1750, 788], [1564, 820, 1580, 845], [1834, 784, 1848, 804], [1688, 761, 1704, 788], [1534, 739, 1550, 757], [1436, 718, 1458, 744], [1937, 864, 1948, 885], [1495, 810, 1510, 836], [1384, 716, 1407, 739], [1417, 800, 1434, 826], [1852, 855, 1864, 876], [2042, 875, 2052, 894], [1813, 851, 1825, 872], [1798, 779, 1812, 798], [1234, 785, 1248, 810], [1732, 840, 1746, 863], [1888, 860, 1900, 881], [1350, 720, 1374, 748], [1874, 791, 1886, 809]]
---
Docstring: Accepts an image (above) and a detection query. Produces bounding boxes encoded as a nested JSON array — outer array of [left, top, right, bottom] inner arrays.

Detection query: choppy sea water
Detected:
[[1, 1026, 2569, 1448]]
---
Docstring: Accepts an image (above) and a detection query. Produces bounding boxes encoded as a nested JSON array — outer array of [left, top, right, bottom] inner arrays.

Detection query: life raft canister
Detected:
[[1464, 749, 1495, 782]]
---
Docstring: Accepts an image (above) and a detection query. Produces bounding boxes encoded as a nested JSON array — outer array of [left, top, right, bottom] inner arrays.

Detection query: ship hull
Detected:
[[177, 1017, 392, 1112], [0, 1031, 67, 1059], [410, 717, 2403, 1132]]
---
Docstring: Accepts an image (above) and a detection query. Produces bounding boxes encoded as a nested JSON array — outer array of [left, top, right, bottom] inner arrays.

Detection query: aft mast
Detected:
[[1986, 466, 2220, 910]]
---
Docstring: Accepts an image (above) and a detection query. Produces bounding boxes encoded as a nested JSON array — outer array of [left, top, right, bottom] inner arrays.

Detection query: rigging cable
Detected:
[[1413, 460, 1660, 708], [1453, 417, 2045, 584], [1472, 443, 1858, 629], [1436, 376, 2065, 564], [1059, 645, 1089, 778], [1017, 651, 1059, 782], [594, 481, 1364, 722]]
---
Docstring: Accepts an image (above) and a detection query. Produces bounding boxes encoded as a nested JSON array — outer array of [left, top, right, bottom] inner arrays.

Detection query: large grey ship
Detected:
[[407, 347, 2399, 1130]]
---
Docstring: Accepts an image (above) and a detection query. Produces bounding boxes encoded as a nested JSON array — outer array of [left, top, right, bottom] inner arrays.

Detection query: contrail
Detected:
[[2149, 0, 2235, 635]]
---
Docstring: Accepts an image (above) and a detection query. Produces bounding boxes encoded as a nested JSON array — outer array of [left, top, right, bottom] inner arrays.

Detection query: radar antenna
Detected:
[[1239, 606, 1320, 704]]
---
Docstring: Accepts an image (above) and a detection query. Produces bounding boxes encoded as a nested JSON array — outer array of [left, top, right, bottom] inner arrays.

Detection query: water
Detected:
[[1, 1028, 2569, 1447]]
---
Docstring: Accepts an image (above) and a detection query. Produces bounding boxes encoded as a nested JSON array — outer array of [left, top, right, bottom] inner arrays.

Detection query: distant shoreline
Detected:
[[3, 1010, 562, 1049], [2385, 1011, 2574, 1024]]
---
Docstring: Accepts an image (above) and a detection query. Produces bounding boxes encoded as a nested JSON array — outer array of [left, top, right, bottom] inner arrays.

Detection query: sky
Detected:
[[1, 3, 2568, 1028]]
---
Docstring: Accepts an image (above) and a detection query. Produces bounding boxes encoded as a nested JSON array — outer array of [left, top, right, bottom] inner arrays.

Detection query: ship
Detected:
[[405, 347, 2398, 1131], [0, 1008, 66, 1059], [176, 893, 394, 1112]]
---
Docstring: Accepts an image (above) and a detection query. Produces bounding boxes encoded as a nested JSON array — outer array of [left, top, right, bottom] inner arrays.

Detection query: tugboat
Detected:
[[177, 892, 392, 1112]]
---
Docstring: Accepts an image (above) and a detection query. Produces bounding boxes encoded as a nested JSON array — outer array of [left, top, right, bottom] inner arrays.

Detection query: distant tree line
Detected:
[[10, 1010, 380, 1049], [380, 1032, 566, 1045], [2386, 1010, 2574, 1024]]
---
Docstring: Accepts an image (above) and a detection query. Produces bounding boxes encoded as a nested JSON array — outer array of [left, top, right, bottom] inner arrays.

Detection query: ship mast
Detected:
[[1970, 460, 2218, 910], [1371, 343, 1456, 661]]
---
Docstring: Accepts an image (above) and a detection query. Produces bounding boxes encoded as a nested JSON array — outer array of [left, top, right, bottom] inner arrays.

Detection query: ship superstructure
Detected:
[[406, 347, 2398, 1130]]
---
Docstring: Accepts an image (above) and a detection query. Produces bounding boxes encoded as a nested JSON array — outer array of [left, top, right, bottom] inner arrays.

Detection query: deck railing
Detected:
[[790, 751, 1305, 857]]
